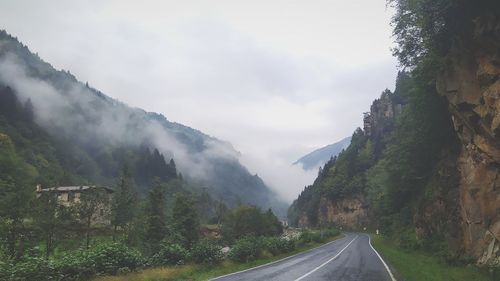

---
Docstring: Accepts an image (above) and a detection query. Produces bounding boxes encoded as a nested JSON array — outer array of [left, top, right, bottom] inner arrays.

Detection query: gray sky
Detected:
[[0, 0, 398, 202]]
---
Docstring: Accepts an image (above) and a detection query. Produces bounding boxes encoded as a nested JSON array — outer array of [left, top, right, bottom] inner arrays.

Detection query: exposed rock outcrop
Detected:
[[317, 194, 370, 230], [436, 14, 500, 266]]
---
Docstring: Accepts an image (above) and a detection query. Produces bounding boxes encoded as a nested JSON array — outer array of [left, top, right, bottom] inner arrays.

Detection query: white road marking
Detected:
[[293, 235, 358, 281], [207, 236, 344, 281], [367, 234, 397, 281]]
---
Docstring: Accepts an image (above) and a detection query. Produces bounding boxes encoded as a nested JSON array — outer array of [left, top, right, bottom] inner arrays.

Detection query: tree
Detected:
[[263, 208, 283, 236], [172, 192, 200, 247], [0, 134, 36, 259], [75, 188, 109, 249], [111, 166, 137, 241], [145, 178, 167, 252], [32, 192, 74, 258], [222, 205, 282, 241]]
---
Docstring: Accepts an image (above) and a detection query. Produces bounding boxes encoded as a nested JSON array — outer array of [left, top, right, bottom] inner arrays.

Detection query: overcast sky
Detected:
[[0, 0, 398, 202]]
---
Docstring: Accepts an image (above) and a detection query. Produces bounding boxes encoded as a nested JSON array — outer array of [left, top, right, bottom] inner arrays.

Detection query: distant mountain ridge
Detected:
[[0, 29, 287, 217], [293, 137, 351, 170]]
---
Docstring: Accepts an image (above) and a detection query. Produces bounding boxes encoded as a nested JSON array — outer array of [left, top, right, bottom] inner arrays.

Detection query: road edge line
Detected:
[[206, 234, 345, 281], [293, 235, 357, 281], [367, 234, 397, 281]]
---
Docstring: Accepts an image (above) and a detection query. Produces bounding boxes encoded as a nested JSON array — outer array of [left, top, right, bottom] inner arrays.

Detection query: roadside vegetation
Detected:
[[0, 197, 292, 280], [372, 235, 499, 281], [93, 228, 341, 281]]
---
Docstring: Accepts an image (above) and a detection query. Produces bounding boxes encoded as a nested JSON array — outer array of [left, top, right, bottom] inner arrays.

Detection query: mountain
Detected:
[[289, 0, 500, 266], [0, 30, 287, 217], [293, 137, 351, 170]]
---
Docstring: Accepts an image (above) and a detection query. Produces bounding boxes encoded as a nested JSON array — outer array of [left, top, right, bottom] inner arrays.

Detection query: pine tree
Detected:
[[0, 133, 35, 259], [145, 178, 166, 252], [111, 166, 137, 241], [76, 188, 108, 249], [172, 192, 199, 247]]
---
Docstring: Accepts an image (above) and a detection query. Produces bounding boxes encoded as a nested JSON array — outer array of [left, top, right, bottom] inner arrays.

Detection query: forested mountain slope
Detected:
[[0, 30, 287, 217], [289, 0, 499, 266], [293, 136, 351, 170]]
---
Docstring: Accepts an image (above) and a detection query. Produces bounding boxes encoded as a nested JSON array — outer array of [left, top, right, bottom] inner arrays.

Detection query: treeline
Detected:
[[1, 128, 285, 280], [0, 85, 180, 191], [0, 85, 287, 280]]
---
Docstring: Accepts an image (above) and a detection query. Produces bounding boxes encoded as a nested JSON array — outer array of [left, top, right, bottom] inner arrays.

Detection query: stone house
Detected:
[[35, 184, 114, 225]]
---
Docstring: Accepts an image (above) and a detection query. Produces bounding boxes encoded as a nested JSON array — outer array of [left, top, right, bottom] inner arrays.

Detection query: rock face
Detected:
[[436, 14, 500, 266], [363, 90, 402, 140], [317, 194, 370, 229]]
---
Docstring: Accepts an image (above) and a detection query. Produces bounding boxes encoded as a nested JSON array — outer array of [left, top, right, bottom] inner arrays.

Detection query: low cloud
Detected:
[[0, 53, 241, 184]]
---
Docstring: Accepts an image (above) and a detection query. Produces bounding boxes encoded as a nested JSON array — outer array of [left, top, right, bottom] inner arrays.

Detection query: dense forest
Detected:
[[289, 0, 499, 267]]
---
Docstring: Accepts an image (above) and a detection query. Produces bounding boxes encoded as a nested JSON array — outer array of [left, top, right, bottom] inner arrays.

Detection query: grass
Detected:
[[371, 235, 499, 281], [94, 234, 343, 281]]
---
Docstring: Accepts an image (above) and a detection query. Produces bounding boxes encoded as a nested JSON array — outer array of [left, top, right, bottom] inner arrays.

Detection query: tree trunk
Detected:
[[45, 233, 51, 259], [113, 225, 117, 241], [86, 217, 91, 249], [7, 228, 16, 259]]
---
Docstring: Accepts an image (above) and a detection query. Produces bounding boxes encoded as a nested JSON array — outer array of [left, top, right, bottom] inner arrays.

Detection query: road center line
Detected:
[[207, 236, 344, 281], [293, 235, 357, 281]]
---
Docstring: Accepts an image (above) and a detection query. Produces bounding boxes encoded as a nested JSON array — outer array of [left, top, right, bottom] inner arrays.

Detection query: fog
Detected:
[[0, 0, 398, 202], [0, 53, 241, 183]]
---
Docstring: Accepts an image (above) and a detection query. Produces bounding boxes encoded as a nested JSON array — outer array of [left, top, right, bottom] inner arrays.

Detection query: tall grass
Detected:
[[371, 235, 499, 281]]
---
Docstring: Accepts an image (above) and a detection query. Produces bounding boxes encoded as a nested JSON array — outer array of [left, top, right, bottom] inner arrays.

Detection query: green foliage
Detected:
[[262, 237, 295, 256], [88, 243, 143, 275], [189, 239, 223, 265], [389, 0, 498, 67], [172, 192, 200, 247], [372, 235, 499, 281], [149, 243, 188, 266], [228, 235, 301, 263], [32, 192, 75, 258], [75, 188, 111, 249], [111, 166, 138, 240], [0, 133, 36, 258], [366, 71, 455, 229], [145, 178, 167, 252], [299, 230, 323, 244], [1, 243, 142, 280], [228, 237, 263, 262], [7, 256, 57, 281], [221, 205, 282, 242]]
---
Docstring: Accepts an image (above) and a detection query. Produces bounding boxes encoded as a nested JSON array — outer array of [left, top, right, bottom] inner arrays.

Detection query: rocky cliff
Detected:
[[436, 14, 500, 266], [317, 194, 370, 229], [289, 1, 499, 268]]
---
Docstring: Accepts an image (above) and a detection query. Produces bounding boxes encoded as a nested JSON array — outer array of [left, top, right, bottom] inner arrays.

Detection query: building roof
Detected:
[[36, 185, 113, 193]]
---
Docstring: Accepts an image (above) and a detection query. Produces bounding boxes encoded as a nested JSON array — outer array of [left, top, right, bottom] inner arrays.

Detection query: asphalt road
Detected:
[[208, 233, 396, 281]]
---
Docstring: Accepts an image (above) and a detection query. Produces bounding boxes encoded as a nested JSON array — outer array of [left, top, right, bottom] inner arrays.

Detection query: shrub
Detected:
[[149, 243, 188, 266], [54, 243, 143, 279], [89, 243, 144, 275], [263, 237, 295, 255], [0, 259, 12, 281], [189, 239, 223, 265], [299, 230, 322, 243], [8, 256, 58, 281], [228, 237, 263, 262], [297, 228, 339, 246], [322, 228, 340, 238], [55, 250, 95, 281]]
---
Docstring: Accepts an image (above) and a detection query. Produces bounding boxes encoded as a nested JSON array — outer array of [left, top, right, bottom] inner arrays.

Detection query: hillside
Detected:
[[0, 30, 287, 217], [289, 0, 499, 266], [293, 137, 351, 170]]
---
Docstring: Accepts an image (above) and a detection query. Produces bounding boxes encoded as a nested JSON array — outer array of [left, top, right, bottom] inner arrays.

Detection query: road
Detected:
[[208, 233, 396, 281]]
